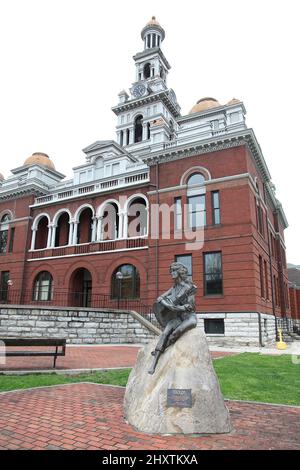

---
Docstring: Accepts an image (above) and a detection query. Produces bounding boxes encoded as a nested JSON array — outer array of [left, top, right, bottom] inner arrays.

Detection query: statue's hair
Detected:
[[169, 262, 190, 282]]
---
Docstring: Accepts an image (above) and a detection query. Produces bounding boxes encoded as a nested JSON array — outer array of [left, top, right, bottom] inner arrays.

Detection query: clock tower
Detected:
[[112, 17, 181, 158]]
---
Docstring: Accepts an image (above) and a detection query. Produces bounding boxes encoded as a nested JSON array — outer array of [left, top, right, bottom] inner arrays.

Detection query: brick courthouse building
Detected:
[[0, 18, 294, 345]]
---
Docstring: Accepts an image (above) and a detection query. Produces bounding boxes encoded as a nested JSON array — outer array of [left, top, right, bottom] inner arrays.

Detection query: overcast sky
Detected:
[[0, 0, 299, 263]]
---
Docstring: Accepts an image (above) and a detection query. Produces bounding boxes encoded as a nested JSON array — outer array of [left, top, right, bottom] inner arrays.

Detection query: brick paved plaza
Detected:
[[0, 383, 299, 450]]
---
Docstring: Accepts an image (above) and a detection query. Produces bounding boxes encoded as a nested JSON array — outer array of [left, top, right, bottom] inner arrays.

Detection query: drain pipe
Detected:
[[257, 312, 264, 347]]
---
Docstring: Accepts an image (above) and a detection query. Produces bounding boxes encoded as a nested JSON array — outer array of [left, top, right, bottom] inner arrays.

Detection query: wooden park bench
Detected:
[[0, 338, 66, 368]]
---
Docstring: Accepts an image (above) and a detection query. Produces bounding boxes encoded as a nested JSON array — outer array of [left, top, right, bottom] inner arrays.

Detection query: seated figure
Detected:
[[148, 262, 197, 375]]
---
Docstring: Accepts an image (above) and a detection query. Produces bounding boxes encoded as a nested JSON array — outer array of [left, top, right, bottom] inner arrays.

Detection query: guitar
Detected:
[[153, 284, 197, 328]]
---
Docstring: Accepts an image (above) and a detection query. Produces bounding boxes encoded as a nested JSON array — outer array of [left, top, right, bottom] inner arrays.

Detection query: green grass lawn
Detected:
[[0, 353, 299, 406], [213, 353, 300, 406]]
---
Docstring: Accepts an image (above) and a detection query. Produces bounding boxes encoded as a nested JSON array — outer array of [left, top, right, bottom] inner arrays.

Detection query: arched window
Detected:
[[0, 213, 11, 253], [187, 173, 206, 229], [144, 63, 151, 79], [134, 115, 143, 143], [54, 212, 70, 247], [127, 197, 148, 237], [111, 264, 140, 299], [33, 271, 53, 301], [100, 202, 119, 240], [35, 216, 49, 249], [187, 173, 205, 187], [77, 208, 93, 244]]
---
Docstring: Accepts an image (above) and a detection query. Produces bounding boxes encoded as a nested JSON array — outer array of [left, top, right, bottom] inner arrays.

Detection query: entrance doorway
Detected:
[[69, 268, 92, 307]]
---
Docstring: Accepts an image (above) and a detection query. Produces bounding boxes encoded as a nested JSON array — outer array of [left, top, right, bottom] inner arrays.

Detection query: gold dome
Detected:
[[189, 97, 221, 114], [147, 16, 161, 27], [24, 152, 55, 170], [227, 98, 241, 105], [141, 16, 165, 41]]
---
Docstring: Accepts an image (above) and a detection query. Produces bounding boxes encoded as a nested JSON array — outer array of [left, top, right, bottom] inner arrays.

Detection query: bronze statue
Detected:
[[148, 262, 197, 374]]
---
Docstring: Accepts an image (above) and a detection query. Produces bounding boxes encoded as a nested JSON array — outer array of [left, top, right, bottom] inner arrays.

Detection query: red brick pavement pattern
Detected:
[[0, 346, 234, 371], [0, 383, 299, 450]]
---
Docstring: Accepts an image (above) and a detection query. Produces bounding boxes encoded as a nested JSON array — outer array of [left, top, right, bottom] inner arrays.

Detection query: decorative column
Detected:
[[47, 224, 52, 248], [142, 122, 148, 141], [118, 210, 125, 239], [129, 126, 134, 145], [50, 224, 57, 248], [30, 227, 37, 251], [68, 221, 74, 245], [144, 206, 149, 236], [72, 221, 79, 245], [116, 130, 121, 146], [96, 216, 102, 241], [91, 217, 97, 242], [122, 210, 128, 239]]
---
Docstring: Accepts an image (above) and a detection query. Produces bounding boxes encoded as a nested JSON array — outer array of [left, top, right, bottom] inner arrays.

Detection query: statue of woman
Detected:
[[148, 262, 197, 374]]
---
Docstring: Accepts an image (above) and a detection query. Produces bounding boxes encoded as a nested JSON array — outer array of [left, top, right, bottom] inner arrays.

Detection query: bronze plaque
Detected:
[[167, 389, 192, 408]]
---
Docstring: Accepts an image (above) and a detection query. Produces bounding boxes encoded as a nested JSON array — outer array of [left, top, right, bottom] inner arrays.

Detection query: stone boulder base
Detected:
[[124, 328, 232, 434]]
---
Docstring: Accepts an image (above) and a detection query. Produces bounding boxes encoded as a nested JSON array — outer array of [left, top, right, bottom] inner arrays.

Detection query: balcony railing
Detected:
[[28, 237, 148, 259], [34, 170, 150, 206]]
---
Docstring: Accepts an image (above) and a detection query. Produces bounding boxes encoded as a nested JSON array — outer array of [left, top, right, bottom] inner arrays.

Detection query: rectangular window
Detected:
[[8, 227, 15, 253], [230, 112, 239, 123], [257, 204, 264, 236], [264, 260, 269, 300], [174, 197, 182, 230], [0, 271, 9, 302], [277, 277, 281, 306], [188, 195, 206, 229], [273, 236, 277, 259], [175, 254, 192, 279], [204, 319, 224, 335], [274, 275, 278, 306], [79, 171, 86, 184], [204, 252, 223, 295], [259, 256, 264, 298], [212, 191, 221, 225], [0, 230, 8, 253], [112, 163, 120, 176], [212, 120, 219, 130], [285, 283, 290, 309]]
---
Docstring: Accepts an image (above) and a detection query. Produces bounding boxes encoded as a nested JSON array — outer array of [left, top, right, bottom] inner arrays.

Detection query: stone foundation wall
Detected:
[[197, 312, 277, 347], [0, 306, 280, 347], [0, 306, 155, 344]]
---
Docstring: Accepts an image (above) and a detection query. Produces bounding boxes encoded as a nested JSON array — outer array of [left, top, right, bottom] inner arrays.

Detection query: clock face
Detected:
[[132, 84, 146, 98]]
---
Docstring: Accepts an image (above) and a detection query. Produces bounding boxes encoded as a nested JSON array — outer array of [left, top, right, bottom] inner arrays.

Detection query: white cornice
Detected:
[[178, 102, 247, 123], [112, 90, 180, 118], [0, 184, 47, 201]]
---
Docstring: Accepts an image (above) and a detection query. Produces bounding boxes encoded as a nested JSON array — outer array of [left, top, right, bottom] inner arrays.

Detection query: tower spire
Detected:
[[141, 16, 165, 50]]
